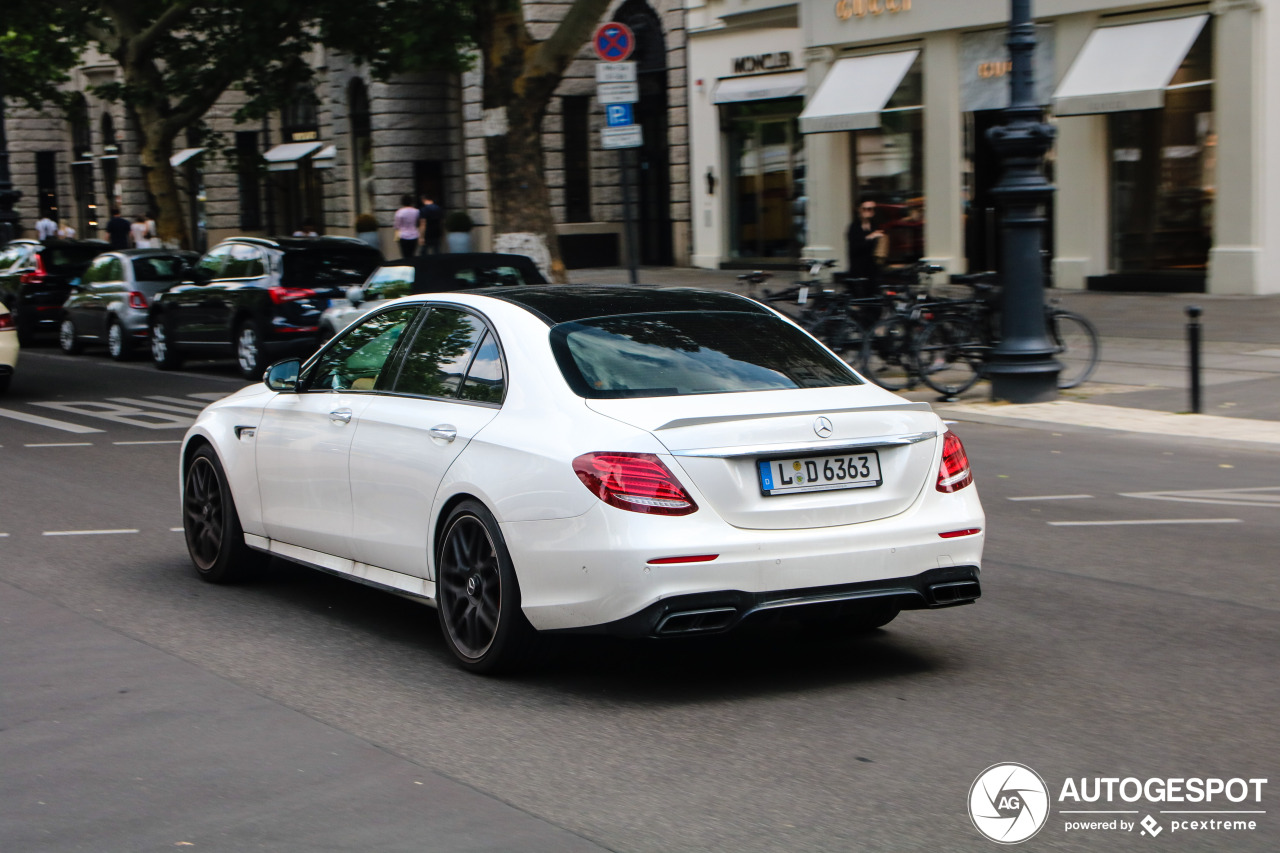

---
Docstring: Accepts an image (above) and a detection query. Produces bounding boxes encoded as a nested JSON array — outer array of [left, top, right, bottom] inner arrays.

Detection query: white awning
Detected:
[[712, 72, 806, 104], [799, 50, 918, 134], [264, 141, 323, 172], [1053, 15, 1209, 116], [169, 147, 205, 167], [313, 144, 337, 169]]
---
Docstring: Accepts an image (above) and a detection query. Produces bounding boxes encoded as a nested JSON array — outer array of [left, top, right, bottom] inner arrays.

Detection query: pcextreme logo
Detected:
[[969, 764, 1269, 844]]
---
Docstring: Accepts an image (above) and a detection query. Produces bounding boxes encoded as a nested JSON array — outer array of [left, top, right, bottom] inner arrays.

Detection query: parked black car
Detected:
[[149, 236, 383, 379], [60, 249, 199, 360], [0, 239, 110, 345]]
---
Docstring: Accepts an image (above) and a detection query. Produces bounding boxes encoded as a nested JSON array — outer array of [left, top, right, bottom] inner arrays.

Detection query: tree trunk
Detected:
[[135, 122, 189, 250]]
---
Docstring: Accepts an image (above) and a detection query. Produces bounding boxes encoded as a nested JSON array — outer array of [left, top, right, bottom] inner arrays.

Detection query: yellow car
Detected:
[[0, 299, 17, 394]]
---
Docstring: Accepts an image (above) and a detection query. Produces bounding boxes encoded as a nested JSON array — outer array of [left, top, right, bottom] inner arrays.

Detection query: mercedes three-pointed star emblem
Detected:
[[814, 416, 834, 438]]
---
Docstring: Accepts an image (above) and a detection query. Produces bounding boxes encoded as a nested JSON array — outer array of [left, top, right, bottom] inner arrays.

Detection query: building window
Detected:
[[562, 96, 592, 223], [726, 98, 805, 260], [36, 152, 59, 221], [68, 94, 98, 235], [1108, 21, 1214, 274], [100, 113, 120, 211], [282, 86, 320, 143], [236, 131, 263, 230], [349, 79, 374, 217]]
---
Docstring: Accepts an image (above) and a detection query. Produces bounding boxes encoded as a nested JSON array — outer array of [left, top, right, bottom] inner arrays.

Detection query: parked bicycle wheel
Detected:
[[857, 315, 916, 390], [1049, 309, 1100, 389], [913, 317, 985, 398]]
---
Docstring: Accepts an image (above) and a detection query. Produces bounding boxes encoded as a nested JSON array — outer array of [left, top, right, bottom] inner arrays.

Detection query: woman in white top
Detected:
[[55, 221, 77, 240], [130, 216, 151, 248], [394, 195, 420, 259]]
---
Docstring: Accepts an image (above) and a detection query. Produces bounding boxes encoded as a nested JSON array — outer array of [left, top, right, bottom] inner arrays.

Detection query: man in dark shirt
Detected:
[[418, 195, 443, 255], [105, 208, 132, 249]]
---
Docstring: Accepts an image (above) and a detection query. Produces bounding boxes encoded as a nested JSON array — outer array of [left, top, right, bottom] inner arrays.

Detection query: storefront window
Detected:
[[727, 98, 805, 260], [1109, 21, 1214, 273], [851, 59, 923, 265]]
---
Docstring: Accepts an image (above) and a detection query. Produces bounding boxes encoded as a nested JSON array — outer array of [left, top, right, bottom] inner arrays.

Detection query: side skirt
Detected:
[[244, 533, 437, 606]]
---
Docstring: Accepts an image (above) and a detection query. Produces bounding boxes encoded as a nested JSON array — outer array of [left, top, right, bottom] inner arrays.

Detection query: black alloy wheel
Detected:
[[183, 446, 268, 583], [436, 500, 536, 673]]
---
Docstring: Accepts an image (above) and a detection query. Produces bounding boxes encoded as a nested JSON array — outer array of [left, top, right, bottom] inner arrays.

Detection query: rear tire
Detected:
[[182, 446, 268, 584], [151, 317, 184, 370], [59, 318, 83, 354], [436, 500, 537, 674], [107, 319, 132, 361], [235, 320, 265, 380]]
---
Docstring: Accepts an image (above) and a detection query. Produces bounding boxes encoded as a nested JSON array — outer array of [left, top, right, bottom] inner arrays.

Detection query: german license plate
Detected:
[[758, 451, 882, 495]]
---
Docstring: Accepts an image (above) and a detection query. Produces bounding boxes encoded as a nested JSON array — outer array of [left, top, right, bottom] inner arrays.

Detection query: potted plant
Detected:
[[354, 213, 380, 249], [444, 210, 474, 253]]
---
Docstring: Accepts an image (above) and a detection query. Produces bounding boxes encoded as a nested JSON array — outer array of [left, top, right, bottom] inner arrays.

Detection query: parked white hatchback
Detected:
[[180, 287, 984, 672], [0, 299, 18, 394]]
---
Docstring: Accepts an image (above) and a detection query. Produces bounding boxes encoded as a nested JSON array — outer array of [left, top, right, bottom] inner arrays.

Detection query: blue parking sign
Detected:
[[606, 103, 633, 127]]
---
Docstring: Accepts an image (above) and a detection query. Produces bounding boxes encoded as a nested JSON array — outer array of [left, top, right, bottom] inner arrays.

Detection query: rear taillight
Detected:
[[20, 254, 47, 285], [573, 452, 698, 516], [0, 312, 12, 330], [936, 430, 974, 493], [126, 291, 149, 310], [268, 285, 317, 304]]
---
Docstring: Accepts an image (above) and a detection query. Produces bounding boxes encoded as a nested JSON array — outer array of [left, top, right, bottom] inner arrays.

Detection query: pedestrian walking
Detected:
[[394, 195, 420, 259], [105, 209, 132, 249], [846, 199, 886, 285], [293, 219, 319, 237], [418, 195, 443, 255], [55, 219, 77, 240], [130, 215, 151, 248], [35, 213, 58, 242]]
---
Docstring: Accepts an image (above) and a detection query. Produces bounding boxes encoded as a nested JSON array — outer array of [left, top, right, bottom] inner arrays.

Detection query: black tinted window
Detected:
[[132, 256, 189, 282], [43, 245, 103, 274], [282, 249, 381, 287], [307, 306, 419, 392], [550, 311, 861, 398], [393, 308, 485, 398]]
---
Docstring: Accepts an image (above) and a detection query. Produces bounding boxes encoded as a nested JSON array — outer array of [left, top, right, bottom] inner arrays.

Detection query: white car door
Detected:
[[256, 304, 422, 557], [348, 305, 503, 576]]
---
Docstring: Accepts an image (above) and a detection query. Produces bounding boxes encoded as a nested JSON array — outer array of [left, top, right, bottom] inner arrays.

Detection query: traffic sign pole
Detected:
[[592, 24, 639, 282]]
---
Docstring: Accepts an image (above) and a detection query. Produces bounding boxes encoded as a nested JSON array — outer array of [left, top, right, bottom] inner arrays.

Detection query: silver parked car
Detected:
[[60, 249, 198, 360]]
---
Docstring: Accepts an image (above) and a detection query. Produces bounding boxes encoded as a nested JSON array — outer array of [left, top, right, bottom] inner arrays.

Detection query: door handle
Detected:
[[428, 425, 457, 442], [329, 408, 353, 425]]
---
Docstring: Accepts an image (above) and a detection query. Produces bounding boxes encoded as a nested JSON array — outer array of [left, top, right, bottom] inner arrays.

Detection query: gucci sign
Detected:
[[836, 0, 912, 20]]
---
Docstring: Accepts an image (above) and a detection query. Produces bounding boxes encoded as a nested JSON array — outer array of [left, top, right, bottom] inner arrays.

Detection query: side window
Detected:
[[458, 331, 506, 404], [83, 256, 113, 284], [307, 306, 419, 392], [223, 244, 264, 279], [197, 247, 229, 281], [0, 247, 22, 272], [392, 307, 486, 399], [104, 257, 125, 282]]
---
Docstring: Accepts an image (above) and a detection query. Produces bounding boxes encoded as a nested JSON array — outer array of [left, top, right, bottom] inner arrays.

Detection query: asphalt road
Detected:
[[1, 349, 1276, 852]]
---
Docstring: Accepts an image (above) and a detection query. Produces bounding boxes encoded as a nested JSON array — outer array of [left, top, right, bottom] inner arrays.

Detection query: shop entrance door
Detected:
[[728, 106, 804, 262]]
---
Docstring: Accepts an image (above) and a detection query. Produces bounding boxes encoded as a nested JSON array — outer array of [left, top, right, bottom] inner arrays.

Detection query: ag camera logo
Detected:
[[969, 763, 1051, 844]]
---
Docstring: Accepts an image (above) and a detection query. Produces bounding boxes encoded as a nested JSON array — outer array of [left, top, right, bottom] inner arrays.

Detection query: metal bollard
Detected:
[[1186, 305, 1202, 414]]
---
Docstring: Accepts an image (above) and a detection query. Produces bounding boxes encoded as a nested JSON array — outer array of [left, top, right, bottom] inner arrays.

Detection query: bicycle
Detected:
[[759, 259, 867, 361], [843, 262, 946, 391], [911, 272, 1101, 397]]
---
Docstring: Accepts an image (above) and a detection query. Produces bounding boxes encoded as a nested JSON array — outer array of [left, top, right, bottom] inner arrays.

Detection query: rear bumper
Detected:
[[547, 565, 981, 638]]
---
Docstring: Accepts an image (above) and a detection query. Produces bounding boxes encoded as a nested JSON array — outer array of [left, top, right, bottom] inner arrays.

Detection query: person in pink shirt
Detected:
[[394, 195, 420, 259]]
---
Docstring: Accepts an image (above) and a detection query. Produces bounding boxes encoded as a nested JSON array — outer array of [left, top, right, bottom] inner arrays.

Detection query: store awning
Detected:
[[799, 50, 918, 134], [313, 144, 337, 169], [264, 141, 323, 172], [712, 72, 806, 104], [169, 147, 205, 167], [1052, 15, 1209, 116]]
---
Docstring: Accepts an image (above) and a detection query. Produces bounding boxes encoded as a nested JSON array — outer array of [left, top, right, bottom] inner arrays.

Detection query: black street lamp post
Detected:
[[0, 67, 24, 247], [985, 0, 1060, 402]]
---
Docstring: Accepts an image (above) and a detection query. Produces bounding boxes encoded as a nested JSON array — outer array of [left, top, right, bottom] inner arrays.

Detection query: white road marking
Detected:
[[1008, 494, 1094, 501], [24, 442, 94, 448], [1048, 518, 1241, 527], [43, 529, 141, 536], [108, 397, 208, 416], [170, 527, 184, 532], [0, 407, 105, 433], [0, 533, 9, 538], [32, 401, 193, 429], [146, 395, 211, 410], [1121, 487, 1280, 509], [113, 440, 182, 446], [188, 392, 231, 402]]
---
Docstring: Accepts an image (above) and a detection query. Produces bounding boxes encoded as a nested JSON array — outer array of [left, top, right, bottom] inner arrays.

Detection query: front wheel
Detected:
[[436, 500, 537, 674], [1049, 310, 1100, 389], [236, 320, 265, 380], [151, 317, 184, 370], [59, 318, 83, 354], [183, 446, 268, 583]]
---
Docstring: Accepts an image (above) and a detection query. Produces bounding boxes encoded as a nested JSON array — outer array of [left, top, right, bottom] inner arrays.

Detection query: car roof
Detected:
[[224, 235, 380, 253], [469, 285, 772, 325], [109, 249, 199, 260], [374, 253, 547, 293]]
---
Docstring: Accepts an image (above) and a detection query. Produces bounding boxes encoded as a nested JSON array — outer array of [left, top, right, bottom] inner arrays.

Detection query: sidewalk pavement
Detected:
[[568, 266, 1280, 450]]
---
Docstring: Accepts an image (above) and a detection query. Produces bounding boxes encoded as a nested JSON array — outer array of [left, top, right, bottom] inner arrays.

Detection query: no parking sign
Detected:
[[592, 22, 635, 62]]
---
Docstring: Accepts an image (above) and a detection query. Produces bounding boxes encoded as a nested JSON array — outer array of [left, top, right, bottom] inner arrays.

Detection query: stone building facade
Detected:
[[2, 0, 689, 268]]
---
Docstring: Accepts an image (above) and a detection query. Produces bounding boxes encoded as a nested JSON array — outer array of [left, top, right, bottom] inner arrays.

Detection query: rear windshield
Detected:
[[549, 311, 861, 399], [43, 245, 103, 274], [131, 256, 189, 282], [282, 249, 381, 287]]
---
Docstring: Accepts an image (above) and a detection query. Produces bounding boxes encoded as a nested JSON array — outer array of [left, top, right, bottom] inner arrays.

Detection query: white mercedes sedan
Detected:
[[179, 286, 984, 672]]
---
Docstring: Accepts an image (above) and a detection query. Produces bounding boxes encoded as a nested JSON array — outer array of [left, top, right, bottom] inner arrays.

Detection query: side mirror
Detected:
[[345, 286, 365, 307], [264, 358, 300, 392]]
